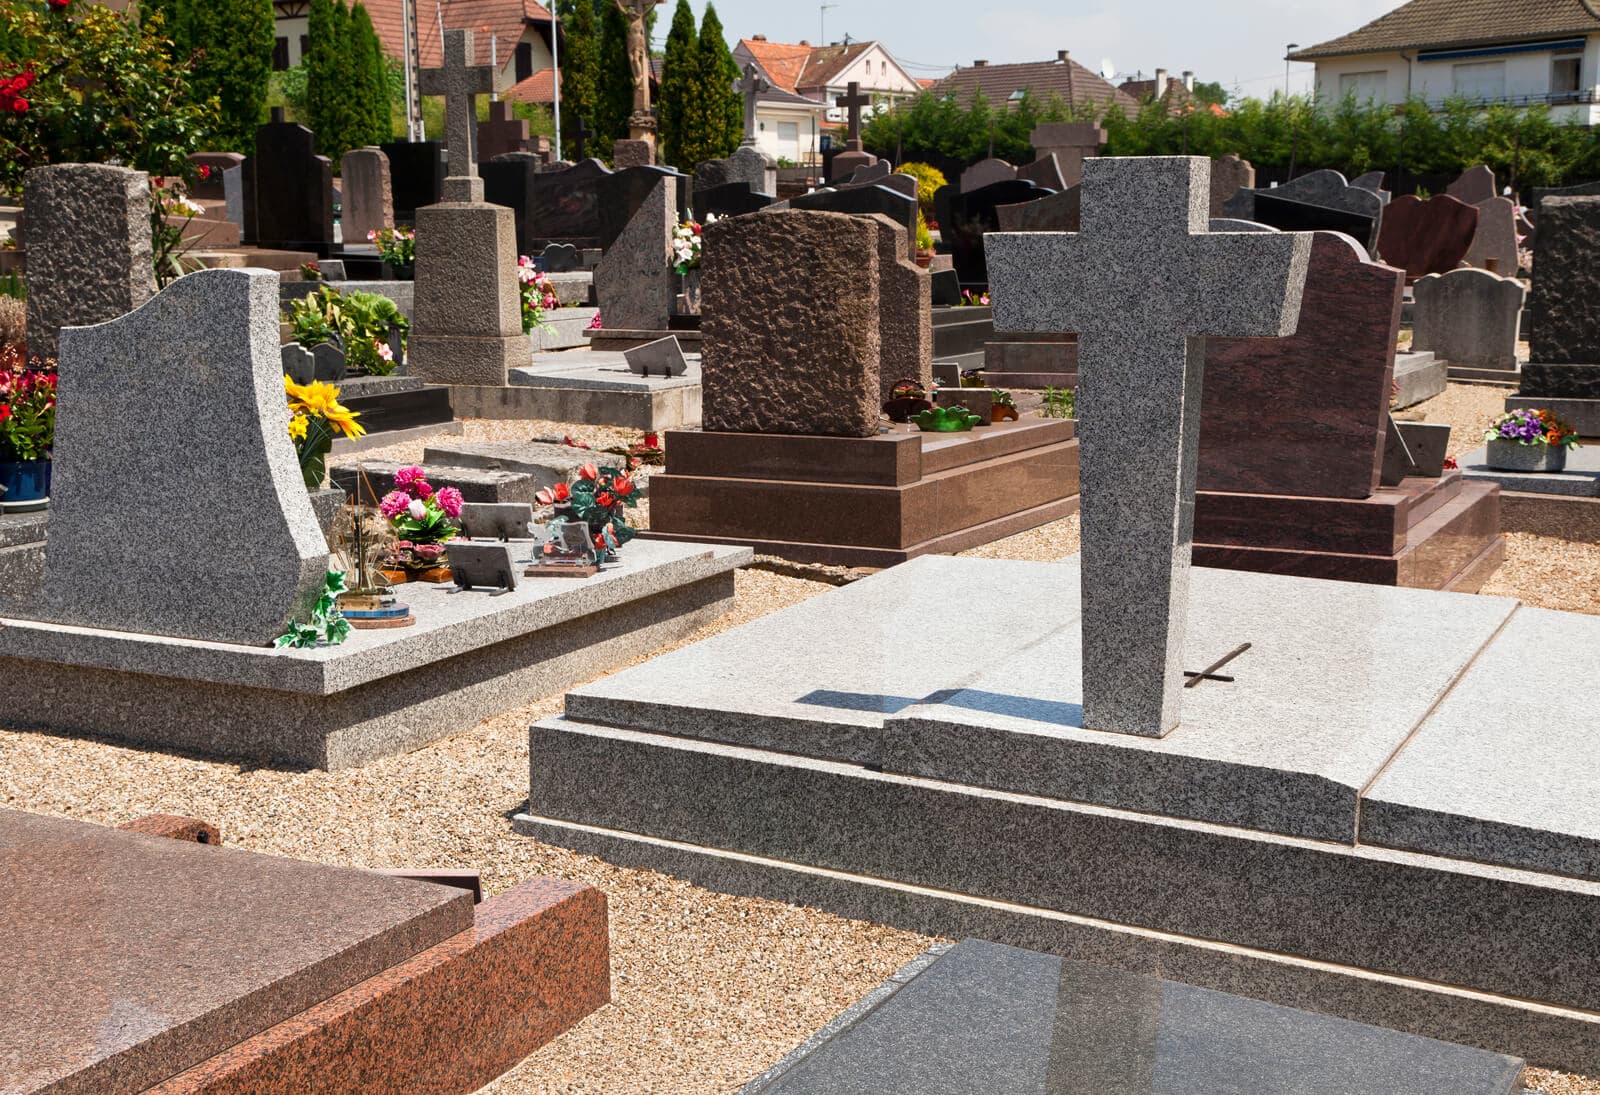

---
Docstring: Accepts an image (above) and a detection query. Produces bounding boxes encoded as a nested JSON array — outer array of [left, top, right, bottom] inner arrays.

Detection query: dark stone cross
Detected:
[[575, 115, 596, 160], [987, 157, 1311, 738], [835, 81, 871, 150], [737, 63, 771, 147], [418, 28, 500, 184]]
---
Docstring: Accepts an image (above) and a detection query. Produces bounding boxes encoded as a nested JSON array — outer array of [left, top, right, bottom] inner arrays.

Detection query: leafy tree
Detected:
[[1191, 80, 1228, 107], [190, 0, 275, 151], [0, 0, 218, 196], [655, 0, 694, 167], [556, 0, 600, 159], [684, 2, 739, 165], [140, 0, 193, 56]]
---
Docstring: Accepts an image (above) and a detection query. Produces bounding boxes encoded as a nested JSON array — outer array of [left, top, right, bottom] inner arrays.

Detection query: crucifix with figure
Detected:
[[614, 0, 662, 144], [737, 63, 771, 147], [987, 157, 1311, 738], [419, 28, 507, 198]]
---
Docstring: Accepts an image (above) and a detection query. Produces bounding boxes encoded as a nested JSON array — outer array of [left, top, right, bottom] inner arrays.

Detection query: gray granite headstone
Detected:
[[340, 147, 393, 244], [1447, 164, 1497, 206], [1412, 268, 1525, 371], [23, 164, 156, 361], [223, 165, 244, 226], [43, 269, 327, 645], [418, 28, 502, 190], [593, 177, 677, 331], [1526, 196, 1600, 364], [1463, 195, 1519, 273], [988, 156, 1310, 738], [623, 335, 688, 377], [1208, 153, 1255, 216], [960, 158, 1018, 194], [311, 342, 346, 381], [1224, 169, 1383, 248], [1350, 171, 1391, 203], [847, 162, 892, 186]]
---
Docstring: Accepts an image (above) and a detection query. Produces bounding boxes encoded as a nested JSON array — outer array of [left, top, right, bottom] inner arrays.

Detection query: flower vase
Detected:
[[383, 261, 414, 281], [0, 459, 50, 511], [675, 270, 703, 316], [1486, 439, 1568, 473]]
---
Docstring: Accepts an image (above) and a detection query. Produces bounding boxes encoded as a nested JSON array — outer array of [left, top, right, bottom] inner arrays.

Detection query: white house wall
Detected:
[[827, 45, 921, 97]]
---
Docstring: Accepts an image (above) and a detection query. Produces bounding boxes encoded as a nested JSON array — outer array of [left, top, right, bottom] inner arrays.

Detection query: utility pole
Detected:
[[552, 6, 561, 157]]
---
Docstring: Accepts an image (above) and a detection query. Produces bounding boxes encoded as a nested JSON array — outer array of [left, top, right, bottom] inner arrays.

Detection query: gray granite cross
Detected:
[[835, 82, 871, 149], [419, 28, 500, 181], [737, 64, 771, 147], [987, 157, 1311, 738]]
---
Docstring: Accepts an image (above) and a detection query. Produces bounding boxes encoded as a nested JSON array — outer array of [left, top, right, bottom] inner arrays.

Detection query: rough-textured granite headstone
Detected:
[[612, 140, 653, 170], [701, 210, 882, 437], [866, 213, 932, 403], [252, 110, 334, 255], [1017, 154, 1066, 191], [988, 156, 1310, 738], [623, 335, 688, 377], [996, 186, 1080, 232], [340, 147, 393, 245], [693, 181, 775, 222], [593, 178, 675, 332], [541, 243, 578, 272], [1527, 196, 1600, 364], [1224, 170, 1382, 249], [1463, 195, 1519, 273], [1413, 269, 1524, 371], [960, 158, 1018, 193], [1351, 171, 1387, 196], [43, 269, 326, 645], [1208, 153, 1255, 215], [1446, 164, 1497, 206], [1201, 231, 1400, 500], [1030, 121, 1104, 187], [478, 100, 530, 163], [380, 140, 446, 222], [935, 179, 1053, 285], [22, 164, 155, 361], [694, 146, 767, 193], [787, 183, 917, 259], [1375, 194, 1479, 280]]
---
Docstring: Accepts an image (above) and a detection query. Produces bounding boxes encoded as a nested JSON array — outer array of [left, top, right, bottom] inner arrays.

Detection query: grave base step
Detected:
[[330, 460, 543, 507], [1447, 365, 1522, 384]]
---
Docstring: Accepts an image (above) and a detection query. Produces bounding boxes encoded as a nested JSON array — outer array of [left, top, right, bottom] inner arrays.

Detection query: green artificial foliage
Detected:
[[655, 0, 695, 168], [685, 3, 740, 166], [556, 0, 600, 160], [349, 2, 392, 145], [914, 405, 982, 433], [594, 0, 631, 156], [275, 571, 353, 649], [190, 0, 276, 151]]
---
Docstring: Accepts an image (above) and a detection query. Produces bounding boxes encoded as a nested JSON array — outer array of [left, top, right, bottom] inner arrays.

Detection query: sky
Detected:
[[667, 0, 1405, 99]]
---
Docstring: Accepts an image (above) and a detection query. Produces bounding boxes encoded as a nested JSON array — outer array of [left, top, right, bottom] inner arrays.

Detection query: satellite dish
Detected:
[[1099, 58, 1116, 81]]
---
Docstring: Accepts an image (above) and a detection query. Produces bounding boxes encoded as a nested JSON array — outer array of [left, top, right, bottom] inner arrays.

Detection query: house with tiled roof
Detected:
[[1290, 0, 1600, 122], [927, 51, 1140, 116]]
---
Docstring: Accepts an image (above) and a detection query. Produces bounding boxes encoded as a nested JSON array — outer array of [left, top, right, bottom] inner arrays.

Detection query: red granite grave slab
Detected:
[[1376, 194, 1480, 282], [1200, 232, 1401, 500], [143, 879, 609, 1094], [1196, 474, 1465, 556], [1, 809, 473, 1095]]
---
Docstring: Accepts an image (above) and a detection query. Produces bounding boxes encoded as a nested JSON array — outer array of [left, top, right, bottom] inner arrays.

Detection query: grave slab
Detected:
[[740, 940, 1524, 1095], [448, 350, 701, 430], [1393, 350, 1448, 408], [1460, 442, 1600, 498]]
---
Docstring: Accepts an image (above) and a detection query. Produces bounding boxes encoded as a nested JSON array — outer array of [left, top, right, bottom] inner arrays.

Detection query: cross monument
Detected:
[[987, 157, 1311, 737], [835, 82, 871, 151], [737, 64, 771, 147], [419, 29, 504, 198]]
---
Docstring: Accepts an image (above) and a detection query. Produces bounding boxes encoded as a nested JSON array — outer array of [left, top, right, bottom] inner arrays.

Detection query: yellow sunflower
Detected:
[[287, 412, 309, 442]]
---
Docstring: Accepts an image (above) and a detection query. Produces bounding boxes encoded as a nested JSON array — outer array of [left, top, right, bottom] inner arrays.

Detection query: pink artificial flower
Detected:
[[407, 498, 427, 520], [394, 465, 426, 490], [415, 480, 434, 500], [413, 543, 443, 561], [379, 491, 411, 518], [374, 340, 394, 362], [587, 312, 603, 330], [435, 486, 464, 519]]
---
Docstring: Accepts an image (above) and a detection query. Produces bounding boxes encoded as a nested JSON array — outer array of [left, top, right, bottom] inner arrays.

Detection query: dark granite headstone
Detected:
[[477, 100, 530, 163], [930, 268, 960, 306], [1016, 154, 1066, 191], [1375, 194, 1479, 281], [693, 181, 776, 222], [1252, 192, 1376, 245], [788, 183, 918, 259], [380, 140, 446, 223], [935, 179, 1053, 287], [742, 940, 1526, 1095], [1528, 196, 1600, 364], [482, 152, 540, 252], [540, 243, 578, 273], [252, 112, 333, 256], [528, 160, 688, 251], [996, 185, 1079, 232], [1224, 169, 1382, 250]]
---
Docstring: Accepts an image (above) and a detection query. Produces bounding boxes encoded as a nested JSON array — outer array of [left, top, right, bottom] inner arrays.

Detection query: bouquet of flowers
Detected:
[[380, 465, 464, 573], [0, 350, 56, 462], [368, 226, 415, 267], [671, 214, 718, 275], [537, 462, 640, 557], [1484, 408, 1580, 449], [285, 376, 365, 489], [517, 256, 559, 334]]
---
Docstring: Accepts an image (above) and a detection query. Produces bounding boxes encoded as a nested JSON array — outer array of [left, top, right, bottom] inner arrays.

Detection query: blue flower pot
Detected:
[[0, 459, 50, 507]]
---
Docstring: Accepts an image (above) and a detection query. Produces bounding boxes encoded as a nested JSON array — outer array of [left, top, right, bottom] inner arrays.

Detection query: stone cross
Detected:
[[835, 82, 871, 149], [737, 64, 771, 147], [987, 157, 1310, 738], [419, 29, 498, 182]]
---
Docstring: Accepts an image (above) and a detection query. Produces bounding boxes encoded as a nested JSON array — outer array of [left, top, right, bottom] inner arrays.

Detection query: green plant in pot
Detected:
[[1483, 408, 1580, 472], [0, 348, 55, 511], [369, 226, 416, 279], [991, 388, 1018, 422]]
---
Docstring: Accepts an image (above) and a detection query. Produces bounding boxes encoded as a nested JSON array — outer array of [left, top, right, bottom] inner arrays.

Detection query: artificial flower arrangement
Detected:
[[587, 311, 604, 331], [914, 405, 983, 433], [671, 214, 718, 275], [299, 261, 323, 281], [379, 465, 463, 579], [368, 226, 415, 268], [517, 256, 559, 334], [882, 378, 932, 423], [285, 376, 365, 489], [275, 571, 352, 649], [0, 348, 56, 463], [1484, 407, 1580, 449], [958, 289, 990, 308], [535, 462, 640, 560]]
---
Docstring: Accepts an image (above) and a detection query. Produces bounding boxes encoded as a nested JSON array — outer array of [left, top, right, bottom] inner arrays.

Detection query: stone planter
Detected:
[[1486, 439, 1568, 473], [382, 261, 414, 281], [991, 404, 1019, 423], [0, 459, 49, 511]]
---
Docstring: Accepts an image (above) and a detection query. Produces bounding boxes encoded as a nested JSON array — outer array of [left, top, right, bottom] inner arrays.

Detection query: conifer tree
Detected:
[[556, 0, 601, 160], [189, 0, 275, 151], [349, 2, 392, 145], [594, 0, 631, 154], [685, 3, 740, 166], [655, 0, 695, 168]]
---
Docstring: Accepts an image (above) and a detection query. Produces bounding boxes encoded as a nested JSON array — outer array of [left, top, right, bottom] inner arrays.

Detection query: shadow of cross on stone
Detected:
[[987, 157, 1311, 738], [419, 28, 506, 195], [835, 82, 871, 149]]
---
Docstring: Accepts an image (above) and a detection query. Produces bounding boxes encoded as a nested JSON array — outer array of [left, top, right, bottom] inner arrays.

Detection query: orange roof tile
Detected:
[[738, 38, 814, 95]]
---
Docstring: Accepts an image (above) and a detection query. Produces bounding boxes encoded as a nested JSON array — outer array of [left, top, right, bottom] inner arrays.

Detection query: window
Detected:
[[865, 60, 873, 74], [1553, 52, 1582, 96], [1452, 60, 1506, 100], [1338, 70, 1388, 102], [515, 41, 533, 83], [273, 36, 290, 71], [776, 121, 798, 153], [299, 35, 309, 62]]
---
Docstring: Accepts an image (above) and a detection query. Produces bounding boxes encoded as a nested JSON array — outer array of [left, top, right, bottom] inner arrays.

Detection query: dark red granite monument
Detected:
[[1195, 231, 1503, 589]]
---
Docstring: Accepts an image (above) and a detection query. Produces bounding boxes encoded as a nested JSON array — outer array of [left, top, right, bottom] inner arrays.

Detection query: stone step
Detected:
[[328, 460, 543, 507], [420, 439, 649, 496], [1393, 352, 1447, 410], [1447, 365, 1522, 384], [338, 384, 455, 437], [932, 315, 995, 359]]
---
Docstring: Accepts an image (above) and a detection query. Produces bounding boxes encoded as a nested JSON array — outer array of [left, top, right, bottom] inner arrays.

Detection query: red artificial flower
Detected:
[[642, 432, 660, 448], [535, 482, 571, 505], [562, 435, 591, 449], [46, 0, 69, 11], [0, 405, 11, 422], [578, 463, 598, 481], [197, 165, 212, 180], [596, 491, 615, 508], [613, 476, 635, 498]]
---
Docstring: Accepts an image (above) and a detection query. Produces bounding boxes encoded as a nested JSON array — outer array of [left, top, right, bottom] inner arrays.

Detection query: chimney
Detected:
[[1182, 69, 1194, 91], [973, 59, 988, 67], [752, 34, 766, 41], [1057, 50, 1070, 63], [1155, 67, 1168, 93]]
